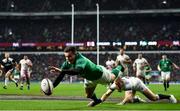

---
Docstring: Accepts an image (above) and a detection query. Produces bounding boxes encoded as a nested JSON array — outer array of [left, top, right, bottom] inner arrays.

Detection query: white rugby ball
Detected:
[[41, 78, 53, 96]]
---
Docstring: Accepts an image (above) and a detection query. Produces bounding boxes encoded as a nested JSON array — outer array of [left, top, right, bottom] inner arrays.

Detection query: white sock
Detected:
[[12, 78, 17, 83], [5, 78, 9, 86]]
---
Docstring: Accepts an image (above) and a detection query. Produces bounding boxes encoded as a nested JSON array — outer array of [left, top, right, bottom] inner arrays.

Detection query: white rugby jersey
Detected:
[[116, 54, 130, 68], [133, 58, 148, 70], [19, 59, 32, 71], [106, 60, 115, 69]]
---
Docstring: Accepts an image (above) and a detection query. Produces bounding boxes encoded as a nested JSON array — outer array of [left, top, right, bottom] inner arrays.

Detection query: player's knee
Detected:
[[150, 95, 158, 101], [86, 93, 93, 98]]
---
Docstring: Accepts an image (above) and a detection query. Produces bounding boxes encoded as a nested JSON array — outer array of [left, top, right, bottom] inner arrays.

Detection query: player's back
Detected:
[[61, 53, 103, 81]]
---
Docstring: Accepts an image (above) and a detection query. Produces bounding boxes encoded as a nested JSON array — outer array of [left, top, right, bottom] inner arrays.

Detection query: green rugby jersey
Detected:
[[13, 69, 20, 76], [60, 53, 103, 81], [158, 59, 173, 72]]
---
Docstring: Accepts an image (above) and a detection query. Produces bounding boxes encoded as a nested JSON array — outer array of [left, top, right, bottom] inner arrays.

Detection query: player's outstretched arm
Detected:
[[101, 89, 114, 102], [52, 68, 81, 88], [173, 63, 180, 70], [49, 66, 62, 73]]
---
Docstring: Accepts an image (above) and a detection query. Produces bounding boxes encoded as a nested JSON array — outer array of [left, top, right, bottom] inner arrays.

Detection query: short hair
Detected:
[[64, 46, 76, 53]]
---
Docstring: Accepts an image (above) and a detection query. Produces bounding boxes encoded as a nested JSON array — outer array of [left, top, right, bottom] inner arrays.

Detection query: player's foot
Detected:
[[15, 83, 18, 87], [3, 86, 7, 89], [167, 83, 169, 88], [27, 86, 30, 90], [136, 96, 146, 103], [169, 95, 177, 103], [116, 102, 125, 105], [20, 86, 23, 90], [87, 99, 102, 107], [164, 87, 167, 91]]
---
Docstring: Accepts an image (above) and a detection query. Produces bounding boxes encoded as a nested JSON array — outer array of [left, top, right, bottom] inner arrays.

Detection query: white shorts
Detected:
[[84, 65, 112, 88], [123, 68, 129, 77], [21, 70, 31, 78], [122, 77, 147, 92], [161, 71, 171, 80], [14, 75, 20, 79], [136, 70, 144, 77], [145, 74, 151, 79]]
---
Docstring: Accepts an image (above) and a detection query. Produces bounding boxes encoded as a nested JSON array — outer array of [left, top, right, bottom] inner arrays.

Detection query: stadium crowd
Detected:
[[0, 15, 179, 51], [0, 17, 179, 43], [1, 0, 180, 12], [0, 53, 179, 82]]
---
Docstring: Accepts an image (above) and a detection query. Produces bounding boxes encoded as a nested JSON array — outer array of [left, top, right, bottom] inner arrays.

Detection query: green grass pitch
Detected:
[[0, 82, 180, 110]]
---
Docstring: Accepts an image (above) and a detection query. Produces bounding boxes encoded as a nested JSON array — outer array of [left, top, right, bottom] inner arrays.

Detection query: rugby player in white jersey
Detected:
[[116, 47, 132, 77], [19, 55, 33, 90], [133, 54, 149, 83], [105, 56, 115, 71], [92, 76, 177, 106]]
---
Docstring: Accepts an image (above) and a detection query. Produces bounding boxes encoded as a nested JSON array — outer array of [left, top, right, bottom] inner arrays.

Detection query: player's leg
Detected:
[[161, 71, 167, 91], [20, 76, 25, 90], [84, 79, 101, 107], [26, 72, 30, 90], [142, 87, 177, 103], [87, 66, 116, 107], [145, 75, 151, 85], [9, 69, 18, 87], [166, 72, 171, 89], [9, 75, 18, 87], [3, 71, 10, 89], [117, 90, 135, 105], [3, 69, 14, 89], [20, 70, 26, 90]]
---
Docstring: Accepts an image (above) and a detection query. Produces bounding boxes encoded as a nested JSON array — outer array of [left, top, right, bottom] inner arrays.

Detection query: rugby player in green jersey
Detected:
[[144, 63, 152, 85], [49, 46, 124, 107], [11, 64, 20, 83], [157, 55, 180, 91]]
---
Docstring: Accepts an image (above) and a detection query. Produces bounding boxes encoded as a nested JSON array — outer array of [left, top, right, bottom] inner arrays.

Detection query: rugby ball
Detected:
[[41, 78, 53, 96]]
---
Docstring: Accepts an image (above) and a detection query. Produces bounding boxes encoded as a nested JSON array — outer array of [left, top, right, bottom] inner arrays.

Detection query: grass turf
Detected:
[[0, 82, 180, 110]]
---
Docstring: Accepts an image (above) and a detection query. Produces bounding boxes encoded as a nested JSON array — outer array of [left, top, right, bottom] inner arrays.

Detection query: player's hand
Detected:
[[48, 66, 61, 73]]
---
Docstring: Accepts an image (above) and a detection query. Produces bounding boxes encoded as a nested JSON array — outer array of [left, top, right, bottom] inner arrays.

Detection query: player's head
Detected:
[[4, 52, 10, 58], [64, 46, 77, 64], [23, 55, 28, 60], [119, 47, 125, 55], [138, 53, 142, 59], [162, 55, 167, 60]]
